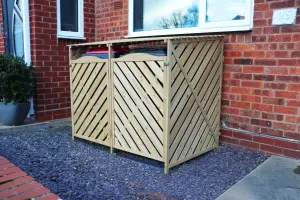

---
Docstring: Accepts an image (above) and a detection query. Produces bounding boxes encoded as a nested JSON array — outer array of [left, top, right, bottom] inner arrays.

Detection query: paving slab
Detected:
[[0, 118, 71, 134], [217, 156, 300, 200]]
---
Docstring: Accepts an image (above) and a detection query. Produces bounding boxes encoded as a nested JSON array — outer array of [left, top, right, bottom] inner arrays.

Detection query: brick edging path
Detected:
[[0, 156, 60, 200]]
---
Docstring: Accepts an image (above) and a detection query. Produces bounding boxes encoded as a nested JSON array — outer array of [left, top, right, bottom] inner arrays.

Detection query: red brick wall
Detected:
[[30, 0, 95, 121], [96, 0, 128, 40], [94, 0, 300, 157], [222, 1, 300, 142], [0, 0, 5, 54]]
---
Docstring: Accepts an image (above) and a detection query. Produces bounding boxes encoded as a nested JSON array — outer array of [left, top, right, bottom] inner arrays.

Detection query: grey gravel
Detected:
[[0, 127, 267, 200]]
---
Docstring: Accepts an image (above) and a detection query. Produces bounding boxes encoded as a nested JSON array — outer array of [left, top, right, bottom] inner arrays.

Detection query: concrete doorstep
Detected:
[[217, 156, 300, 200]]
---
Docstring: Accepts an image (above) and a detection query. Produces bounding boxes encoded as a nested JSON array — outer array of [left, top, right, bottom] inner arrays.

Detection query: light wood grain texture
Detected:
[[71, 56, 108, 64], [69, 47, 76, 140], [164, 40, 172, 174], [113, 59, 164, 159], [108, 44, 114, 153], [169, 40, 222, 167], [69, 37, 224, 172], [71, 59, 110, 146], [69, 35, 224, 48]]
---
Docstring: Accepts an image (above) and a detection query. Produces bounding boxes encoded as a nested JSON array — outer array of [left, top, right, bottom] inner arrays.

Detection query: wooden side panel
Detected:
[[70, 56, 110, 147], [112, 54, 167, 161], [169, 39, 223, 168]]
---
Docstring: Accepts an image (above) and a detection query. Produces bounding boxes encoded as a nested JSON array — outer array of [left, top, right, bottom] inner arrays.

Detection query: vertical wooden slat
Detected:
[[69, 46, 75, 140], [163, 39, 172, 174], [108, 44, 114, 154], [216, 39, 225, 147]]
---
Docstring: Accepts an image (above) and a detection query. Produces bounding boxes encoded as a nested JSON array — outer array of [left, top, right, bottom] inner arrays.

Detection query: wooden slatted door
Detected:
[[112, 54, 167, 161], [70, 57, 110, 147], [168, 39, 223, 167]]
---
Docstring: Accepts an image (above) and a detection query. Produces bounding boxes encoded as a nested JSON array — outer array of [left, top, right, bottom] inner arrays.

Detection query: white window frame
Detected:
[[57, 0, 84, 39], [128, 0, 254, 38]]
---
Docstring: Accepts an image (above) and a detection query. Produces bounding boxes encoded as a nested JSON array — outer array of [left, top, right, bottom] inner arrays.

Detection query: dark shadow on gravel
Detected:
[[0, 127, 268, 200]]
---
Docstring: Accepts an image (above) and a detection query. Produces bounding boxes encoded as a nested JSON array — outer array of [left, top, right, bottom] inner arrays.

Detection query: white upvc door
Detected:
[[3, 0, 33, 115]]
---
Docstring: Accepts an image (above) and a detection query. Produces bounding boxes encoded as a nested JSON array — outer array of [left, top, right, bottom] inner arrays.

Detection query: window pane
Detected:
[[13, 13, 24, 58], [206, 0, 246, 22], [16, 0, 22, 11], [60, 0, 78, 32], [134, 0, 199, 32]]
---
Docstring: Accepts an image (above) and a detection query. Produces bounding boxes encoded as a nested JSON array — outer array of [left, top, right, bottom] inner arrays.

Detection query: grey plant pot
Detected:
[[0, 102, 31, 126]]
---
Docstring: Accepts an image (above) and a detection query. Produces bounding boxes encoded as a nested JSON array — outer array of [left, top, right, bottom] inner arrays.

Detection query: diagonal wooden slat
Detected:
[[114, 64, 164, 132], [185, 88, 221, 157], [89, 110, 109, 139], [71, 63, 83, 82], [190, 40, 220, 85], [114, 124, 130, 150], [145, 61, 164, 84], [74, 66, 107, 119], [75, 88, 108, 135], [114, 132, 123, 149], [199, 64, 222, 105], [184, 42, 206, 74], [197, 109, 220, 153], [74, 74, 107, 124], [178, 97, 219, 162], [194, 46, 222, 95], [130, 61, 164, 100], [171, 41, 213, 85], [80, 100, 108, 137], [170, 94, 196, 143], [187, 99, 220, 157], [114, 100, 149, 154], [170, 100, 198, 159], [171, 43, 198, 87], [170, 43, 219, 144], [114, 76, 163, 157], [73, 63, 103, 104], [176, 109, 203, 161], [73, 63, 97, 101], [114, 113, 140, 152], [171, 81, 190, 115], [117, 61, 164, 115], [73, 62, 105, 110], [72, 63, 88, 91], [97, 124, 109, 142], [171, 41, 214, 100]]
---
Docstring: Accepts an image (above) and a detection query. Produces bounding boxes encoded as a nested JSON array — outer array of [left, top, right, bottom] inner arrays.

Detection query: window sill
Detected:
[[126, 26, 252, 38], [57, 35, 86, 40]]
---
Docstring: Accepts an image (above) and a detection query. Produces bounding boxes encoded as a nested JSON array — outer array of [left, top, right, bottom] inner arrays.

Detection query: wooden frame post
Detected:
[[217, 39, 225, 147], [69, 46, 75, 141], [108, 43, 114, 154], [163, 39, 172, 174]]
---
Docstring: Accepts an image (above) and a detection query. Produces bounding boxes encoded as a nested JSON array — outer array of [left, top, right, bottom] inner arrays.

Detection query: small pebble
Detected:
[[0, 127, 267, 200]]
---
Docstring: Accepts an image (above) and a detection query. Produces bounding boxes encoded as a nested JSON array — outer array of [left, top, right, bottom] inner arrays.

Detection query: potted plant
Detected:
[[0, 54, 34, 126]]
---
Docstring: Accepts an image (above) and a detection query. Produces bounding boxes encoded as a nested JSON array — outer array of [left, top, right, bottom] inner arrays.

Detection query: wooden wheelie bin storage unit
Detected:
[[69, 35, 224, 173]]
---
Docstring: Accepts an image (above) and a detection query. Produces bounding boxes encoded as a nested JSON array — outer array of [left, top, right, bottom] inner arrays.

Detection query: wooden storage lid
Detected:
[[69, 35, 224, 48]]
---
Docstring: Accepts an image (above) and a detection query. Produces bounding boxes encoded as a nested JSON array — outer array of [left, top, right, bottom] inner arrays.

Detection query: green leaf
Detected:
[[0, 54, 34, 103]]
